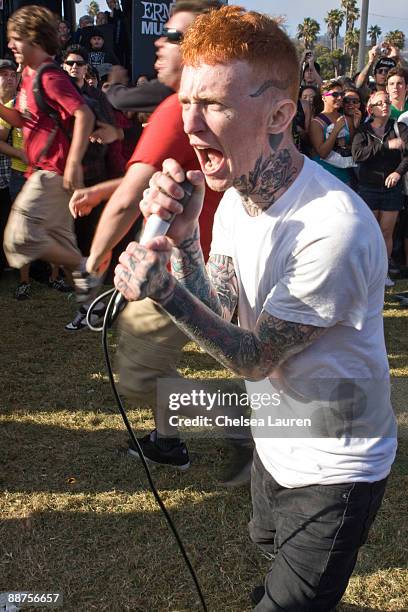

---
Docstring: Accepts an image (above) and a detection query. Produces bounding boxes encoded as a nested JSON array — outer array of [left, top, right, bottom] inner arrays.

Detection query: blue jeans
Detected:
[[248, 450, 387, 611]]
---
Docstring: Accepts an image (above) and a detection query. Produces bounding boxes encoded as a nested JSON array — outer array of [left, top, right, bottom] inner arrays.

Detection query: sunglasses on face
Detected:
[[376, 68, 389, 75], [371, 100, 391, 107], [162, 27, 183, 44], [65, 60, 86, 67], [344, 97, 360, 104], [323, 91, 345, 98]]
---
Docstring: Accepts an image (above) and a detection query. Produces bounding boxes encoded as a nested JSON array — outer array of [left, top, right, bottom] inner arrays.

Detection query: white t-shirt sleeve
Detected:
[[264, 217, 370, 330]]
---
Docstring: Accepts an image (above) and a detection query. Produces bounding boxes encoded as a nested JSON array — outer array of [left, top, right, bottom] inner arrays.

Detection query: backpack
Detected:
[[33, 62, 115, 180], [32, 62, 73, 160]]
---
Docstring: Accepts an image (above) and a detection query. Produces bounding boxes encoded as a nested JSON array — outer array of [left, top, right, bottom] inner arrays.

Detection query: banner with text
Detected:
[[131, 0, 174, 81]]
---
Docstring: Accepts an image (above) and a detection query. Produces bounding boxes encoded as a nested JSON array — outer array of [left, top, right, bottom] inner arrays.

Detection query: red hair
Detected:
[[181, 5, 299, 101]]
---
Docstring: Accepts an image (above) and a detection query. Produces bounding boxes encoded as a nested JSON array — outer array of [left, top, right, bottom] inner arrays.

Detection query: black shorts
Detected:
[[358, 184, 404, 212]]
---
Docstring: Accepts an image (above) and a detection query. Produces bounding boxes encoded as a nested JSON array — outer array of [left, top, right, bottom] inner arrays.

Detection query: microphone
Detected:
[[108, 178, 194, 325]]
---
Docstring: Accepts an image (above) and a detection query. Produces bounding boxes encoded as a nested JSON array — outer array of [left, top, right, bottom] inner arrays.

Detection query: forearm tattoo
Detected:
[[161, 284, 326, 380], [170, 227, 238, 320], [206, 254, 238, 320]]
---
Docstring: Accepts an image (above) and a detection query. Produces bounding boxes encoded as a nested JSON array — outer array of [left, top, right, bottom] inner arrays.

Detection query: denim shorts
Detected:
[[358, 184, 404, 212]]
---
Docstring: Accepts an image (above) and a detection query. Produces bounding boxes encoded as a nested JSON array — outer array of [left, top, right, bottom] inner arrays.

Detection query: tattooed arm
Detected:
[[170, 226, 238, 320], [161, 282, 326, 380], [114, 239, 325, 380]]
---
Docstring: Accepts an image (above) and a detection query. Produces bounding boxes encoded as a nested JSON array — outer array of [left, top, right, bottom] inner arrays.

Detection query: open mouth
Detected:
[[194, 146, 225, 176]]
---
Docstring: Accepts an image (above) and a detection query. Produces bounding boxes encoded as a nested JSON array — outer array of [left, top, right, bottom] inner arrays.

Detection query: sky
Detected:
[[240, 0, 408, 38], [85, 0, 408, 40]]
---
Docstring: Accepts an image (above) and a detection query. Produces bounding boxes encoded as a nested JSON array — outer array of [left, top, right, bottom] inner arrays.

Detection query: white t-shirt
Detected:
[[210, 156, 397, 488], [398, 110, 408, 126]]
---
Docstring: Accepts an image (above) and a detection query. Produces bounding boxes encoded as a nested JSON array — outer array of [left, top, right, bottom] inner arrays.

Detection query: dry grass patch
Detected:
[[0, 273, 407, 611]]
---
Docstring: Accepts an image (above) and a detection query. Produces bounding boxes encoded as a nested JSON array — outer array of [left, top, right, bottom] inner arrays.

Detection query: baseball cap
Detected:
[[0, 59, 17, 71], [374, 57, 396, 72]]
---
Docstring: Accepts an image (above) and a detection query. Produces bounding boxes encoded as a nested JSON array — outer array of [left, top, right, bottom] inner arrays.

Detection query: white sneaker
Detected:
[[385, 274, 395, 287]]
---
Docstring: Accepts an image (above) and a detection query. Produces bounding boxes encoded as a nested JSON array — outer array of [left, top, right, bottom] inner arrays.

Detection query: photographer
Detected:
[[300, 50, 322, 89], [355, 42, 408, 103]]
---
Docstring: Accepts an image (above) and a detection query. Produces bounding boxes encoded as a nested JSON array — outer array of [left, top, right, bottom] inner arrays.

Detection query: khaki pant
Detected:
[[3, 170, 80, 269], [116, 298, 252, 440], [116, 297, 188, 407]]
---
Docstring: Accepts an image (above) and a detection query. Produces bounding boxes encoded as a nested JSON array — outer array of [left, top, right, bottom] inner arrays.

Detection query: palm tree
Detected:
[[346, 1, 359, 31], [341, 0, 359, 31], [385, 30, 405, 50], [368, 25, 382, 47], [325, 9, 345, 51], [87, 0, 100, 18], [341, 0, 360, 51], [297, 18, 320, 50], [345, 29, 360, 75]]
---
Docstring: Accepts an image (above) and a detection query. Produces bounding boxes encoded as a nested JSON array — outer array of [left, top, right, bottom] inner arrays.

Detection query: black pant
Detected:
[[249, 450, 387, 611]]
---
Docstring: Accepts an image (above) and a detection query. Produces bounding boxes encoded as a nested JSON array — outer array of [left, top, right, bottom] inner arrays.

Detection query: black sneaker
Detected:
[[65, 306, 88, 331], [128, 429, 190, 471], [49, 277, 73, 293], [250, 585, 265, 606], [388, 261, 400, 276], [15, 282, 31, 300], [65, 302, 106, 331], [393, 291, 408, 301]]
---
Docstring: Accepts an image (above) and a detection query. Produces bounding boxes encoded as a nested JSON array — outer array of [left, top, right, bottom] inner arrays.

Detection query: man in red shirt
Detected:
[[69, 0, 231, 472], [0, 6, 95, 300]]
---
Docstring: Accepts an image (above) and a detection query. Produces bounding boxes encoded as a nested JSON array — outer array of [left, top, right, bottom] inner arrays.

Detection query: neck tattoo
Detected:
[[233, 134, 297, 217]]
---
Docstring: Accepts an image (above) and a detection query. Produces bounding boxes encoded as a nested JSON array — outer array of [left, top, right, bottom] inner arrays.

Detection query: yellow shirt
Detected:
[[0, 100, 27, 173]]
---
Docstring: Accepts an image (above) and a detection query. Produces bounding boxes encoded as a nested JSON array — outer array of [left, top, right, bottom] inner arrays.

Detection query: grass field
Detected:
[[0, 272, 407, 612]]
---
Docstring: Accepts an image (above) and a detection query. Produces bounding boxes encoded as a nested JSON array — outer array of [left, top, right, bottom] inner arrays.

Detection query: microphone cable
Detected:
[[84, 180, 208, 610]]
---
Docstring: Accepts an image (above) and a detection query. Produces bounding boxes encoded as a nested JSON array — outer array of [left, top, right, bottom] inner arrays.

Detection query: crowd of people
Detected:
[[0, 6, 144, 305], [294, 45, 408, 285], [0, 1, 406, 610]]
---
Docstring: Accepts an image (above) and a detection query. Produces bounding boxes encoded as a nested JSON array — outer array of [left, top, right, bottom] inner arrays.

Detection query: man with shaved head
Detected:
[[114, 6, 396, 609]]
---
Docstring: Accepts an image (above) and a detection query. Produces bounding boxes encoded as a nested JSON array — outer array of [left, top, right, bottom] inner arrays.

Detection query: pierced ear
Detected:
[[267, 99, 297, 134]]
